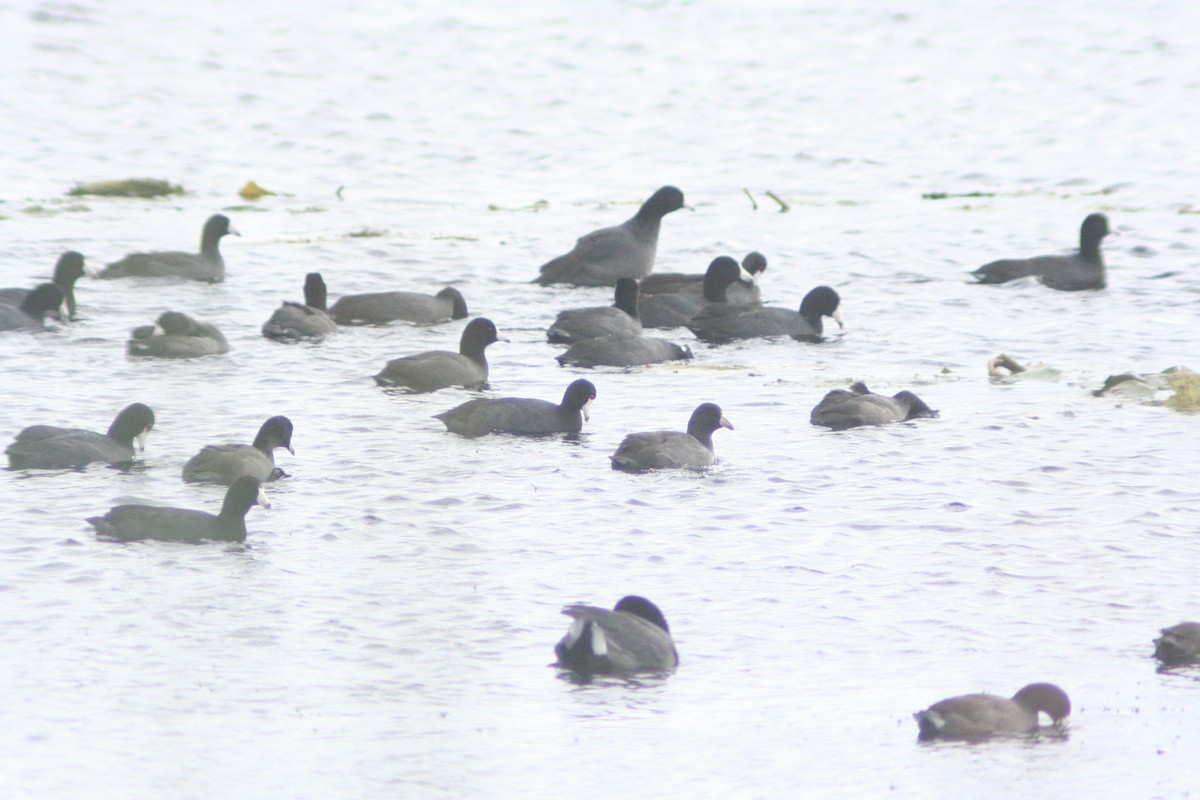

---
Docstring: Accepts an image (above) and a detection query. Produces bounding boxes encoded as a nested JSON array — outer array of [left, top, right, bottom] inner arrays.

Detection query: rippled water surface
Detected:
[[3, 1, 1200, 797]]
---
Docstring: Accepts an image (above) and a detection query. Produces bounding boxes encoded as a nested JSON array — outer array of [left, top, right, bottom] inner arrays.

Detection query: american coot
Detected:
[[100, 214, 238, 282], [330, 286, 468, 325], [182, 415, 294, 485], [0, 251, 87, 320], [262, 273, 338, 341], [639, 256, 745, 329], [374, 317, 502, 392], [88, 475, 269, 543], [914, 683, 1072, 741], [689, 285, 842, 343], [971, 213, 1110, 291], [535, 186, 689, 287], [6, 403, 155, 469], [435, 379, 596, 438], [127, 311, 229, 358], [640, 251, 766, 304], [554, 595, 679, 675], [0, 283, 65, 331], [610, 402, 732, 472], [546, 278, 641, 343], [1154, 622, 1200, 666], [809, 383, 937, 430], [555, 334, 692, 369]]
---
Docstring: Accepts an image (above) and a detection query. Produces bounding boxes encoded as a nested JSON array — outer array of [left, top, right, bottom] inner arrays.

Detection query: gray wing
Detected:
[[375, 351, 485, 392], [611, 430, 714, 470], [182, 444, 274, 484]]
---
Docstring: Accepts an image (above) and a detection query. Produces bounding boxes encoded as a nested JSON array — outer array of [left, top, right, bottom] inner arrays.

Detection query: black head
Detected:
[[460, 317, 502, 353], [107, 403, 156, 446], [203, 214, 238, 240], [848, 381, 871, 395], [637, 186, 688, 220], [703, 256, 744, 302], [799, 286, 842, 331], [222, 475, 270, 519], [54, 251, 87, 287], [254, 415, 295, 454], [562, 378, 597, 413], [155, 310, 195, 335], [1080, 213, 1110, 250], [21, 282, 64, 319], [1012, 683, 1071, 723], [437, 287, 469, 319], [741, 252, 768, 276], [687, 402, 734, 437], [893, 391, 938, 421], [303, 273, 328, 311], [614, 595, 671, 633], [613, 278, 640, 318]]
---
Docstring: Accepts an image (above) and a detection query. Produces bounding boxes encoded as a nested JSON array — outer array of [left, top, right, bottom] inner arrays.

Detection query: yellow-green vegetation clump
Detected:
[[68, 179, 183, 198], [238, 180, 276, 199], [1166, 368, 1200, 413]]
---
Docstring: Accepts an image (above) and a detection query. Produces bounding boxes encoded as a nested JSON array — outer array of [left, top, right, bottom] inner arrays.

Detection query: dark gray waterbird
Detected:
[[971, 213, 1110, 291], [182, 416, 294, 485], [0, 283, 64, 331], [1154, 622, 1200, 666], [374, 317, 502, 392], [554, 595, 679, 675], [640, 251, 766, 304], [535, 186, 689, 287], [101, 214, 238, 282], [809, 383, 937, 430], [6, 403, 155, 469], [263, 273, 337, 340], [639, 256, 745, 329], [0, 251, 87, 319], [609, 402, 732, 472], [127, 311, 229, 358], [688, 285, 841, 343], [914, 683, 1071, 741], [546, 278, 641, 343], [555, 333, 691, 369], [88, 475, 269, 543], [435, 379, 596, 437], [329, 286, 468, 325]]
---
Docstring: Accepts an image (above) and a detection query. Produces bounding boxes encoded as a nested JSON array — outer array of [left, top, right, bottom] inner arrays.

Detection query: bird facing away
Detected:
[[0, 283, 65, 331], [914, 683, 1071, 741], [535, 186, 689, 287], [546, 278, 642, 343], [554, 595, 679, 675], [101, 214, 238, 282], [971, 213, 1110, 291], [263, 273, 337, 340], [88, 475, 269, 544]]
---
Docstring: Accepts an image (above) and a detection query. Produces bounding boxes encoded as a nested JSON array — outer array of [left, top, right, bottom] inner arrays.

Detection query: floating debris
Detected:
[[67, 178, 183, 198], [987, 354, 1061, 382], [238, 180, 276, 199], [1166, 369, 1200, 413]]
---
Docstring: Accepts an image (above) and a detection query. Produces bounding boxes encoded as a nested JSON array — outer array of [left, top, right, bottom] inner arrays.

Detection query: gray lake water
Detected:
[[2, 0, 1200, 797]]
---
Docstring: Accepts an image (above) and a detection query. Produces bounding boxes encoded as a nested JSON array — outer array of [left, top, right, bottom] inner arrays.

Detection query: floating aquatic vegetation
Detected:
[[238, 180, 276, 199], [1166, 369, 1200, 413], [67, 178, 183, 198]]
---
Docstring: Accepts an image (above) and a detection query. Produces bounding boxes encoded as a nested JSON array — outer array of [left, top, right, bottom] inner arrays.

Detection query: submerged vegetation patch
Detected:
[[67, 178, 183, 198]]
